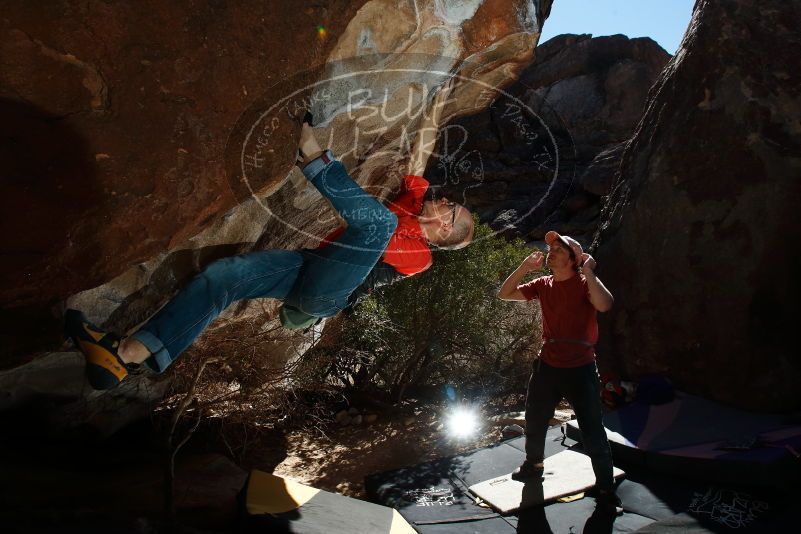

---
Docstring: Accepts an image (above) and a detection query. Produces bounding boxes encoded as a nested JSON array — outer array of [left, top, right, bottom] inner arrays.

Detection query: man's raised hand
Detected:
[[499, 250, 544, 301], [523, 251, 545, 271], [580, 254, 596, 276]]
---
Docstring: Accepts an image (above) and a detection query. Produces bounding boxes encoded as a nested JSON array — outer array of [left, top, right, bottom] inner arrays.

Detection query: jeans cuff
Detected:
[[301, 149, 335, 181], [130, 329, 173, 374]]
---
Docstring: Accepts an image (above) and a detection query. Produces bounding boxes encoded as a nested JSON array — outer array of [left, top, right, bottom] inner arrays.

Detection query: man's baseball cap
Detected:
[[545, 230, 584, 265]]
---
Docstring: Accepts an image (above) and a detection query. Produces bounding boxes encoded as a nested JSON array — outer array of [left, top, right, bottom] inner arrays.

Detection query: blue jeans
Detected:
[[524, 359, 614, 491], [131, 152, 397, 372]]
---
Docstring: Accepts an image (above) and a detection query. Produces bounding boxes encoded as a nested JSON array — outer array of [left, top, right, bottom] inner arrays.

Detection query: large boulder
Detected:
[[425, 33, 669, 244], [1, 0, 554, 432], [0, 0, 371, 359], [1, 0, 552, 353], [593, 0, 801, 411], [523, 33, 669, 160]]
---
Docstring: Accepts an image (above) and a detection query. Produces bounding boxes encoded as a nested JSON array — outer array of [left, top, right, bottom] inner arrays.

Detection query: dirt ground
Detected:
[[268, 400, 575, 498]]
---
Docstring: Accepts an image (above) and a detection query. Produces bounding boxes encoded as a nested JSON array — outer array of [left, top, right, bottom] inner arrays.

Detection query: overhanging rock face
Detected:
[[1, 0, 553, 432], [0, 0, 371, 357], [593, 0, 801, 411], [1, 0, 552, 360]]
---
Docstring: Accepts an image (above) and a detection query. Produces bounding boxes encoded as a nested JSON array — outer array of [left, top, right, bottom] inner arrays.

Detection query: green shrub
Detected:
[[300, 221, 544, 402]]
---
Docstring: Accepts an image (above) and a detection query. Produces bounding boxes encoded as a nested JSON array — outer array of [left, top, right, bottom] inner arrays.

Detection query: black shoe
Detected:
[[65, 309, 129, 390], [296, 111, 315, 166], [511, 461, 544, 481], [595, 489, 623, 515]]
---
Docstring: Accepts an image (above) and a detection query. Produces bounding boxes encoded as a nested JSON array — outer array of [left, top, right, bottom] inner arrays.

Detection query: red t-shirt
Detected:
[[320, 175, 432, 276], [517, 274, 598, 368]]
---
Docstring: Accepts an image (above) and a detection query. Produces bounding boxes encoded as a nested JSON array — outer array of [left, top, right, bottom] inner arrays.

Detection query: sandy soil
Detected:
[[269, 400, 574, 498]]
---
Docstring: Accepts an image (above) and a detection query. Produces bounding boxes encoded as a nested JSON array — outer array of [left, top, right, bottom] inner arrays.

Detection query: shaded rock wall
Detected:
[[523, 33, 669, 162], [594, 0, 801, 411], [0, 446, 247, 530], [426, 33, 669, 245], [524, 34, 668, 242]]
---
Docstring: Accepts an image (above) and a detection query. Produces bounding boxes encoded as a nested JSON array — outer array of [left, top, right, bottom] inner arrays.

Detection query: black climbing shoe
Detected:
[[296, 111, 315, 166], [65, 309, 129, 390], [511, 460, 545, 481], [595, 489, 623, 515]]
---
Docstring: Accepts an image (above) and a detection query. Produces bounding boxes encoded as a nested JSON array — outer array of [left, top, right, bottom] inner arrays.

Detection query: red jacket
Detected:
[[320, 175, 432, 276]]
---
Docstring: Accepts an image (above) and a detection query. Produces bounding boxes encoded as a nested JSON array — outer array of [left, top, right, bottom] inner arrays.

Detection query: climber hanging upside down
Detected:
[[66, 90, 474, 390]]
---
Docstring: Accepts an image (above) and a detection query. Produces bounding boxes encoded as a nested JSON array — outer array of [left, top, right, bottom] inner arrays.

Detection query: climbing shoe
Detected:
[[511, 460, 545, 481], [64, 309, 129, 390], [295, 111, 315, 166], [594, 489, 623, 515]]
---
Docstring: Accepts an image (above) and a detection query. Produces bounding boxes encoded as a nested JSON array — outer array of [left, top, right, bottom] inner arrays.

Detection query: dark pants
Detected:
[[524, 359, 614, 491]]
